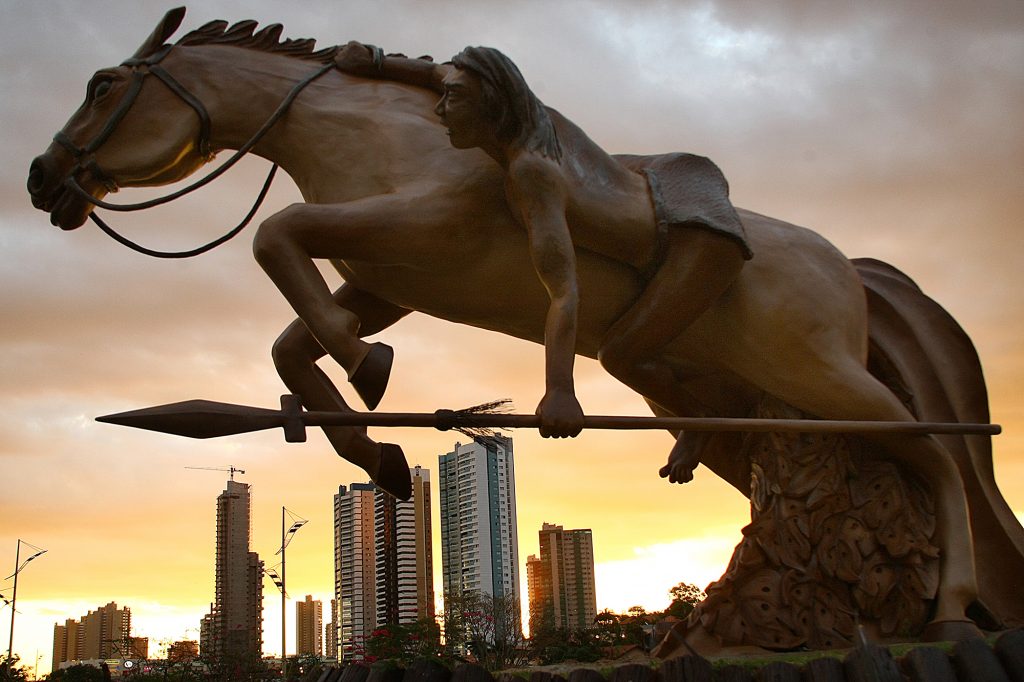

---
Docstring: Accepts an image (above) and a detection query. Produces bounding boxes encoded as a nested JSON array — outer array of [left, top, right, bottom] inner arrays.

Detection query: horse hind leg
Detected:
[[767, 357, 979, 635]]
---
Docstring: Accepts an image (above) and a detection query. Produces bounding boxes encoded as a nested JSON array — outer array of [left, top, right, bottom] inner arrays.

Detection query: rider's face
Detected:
[[435, 68, 491, 150]]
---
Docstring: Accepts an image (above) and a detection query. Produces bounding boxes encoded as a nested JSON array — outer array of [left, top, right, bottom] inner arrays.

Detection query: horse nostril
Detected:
[[27, 158, 48, 196]]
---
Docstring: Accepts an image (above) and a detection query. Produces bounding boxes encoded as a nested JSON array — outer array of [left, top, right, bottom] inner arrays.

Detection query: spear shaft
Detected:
[[309, 411, 1001, 435], [96, 395, 1001, 441]]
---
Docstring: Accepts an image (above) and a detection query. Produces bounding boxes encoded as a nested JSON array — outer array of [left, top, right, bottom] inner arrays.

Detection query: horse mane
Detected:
[[175, 19, 341, 64]]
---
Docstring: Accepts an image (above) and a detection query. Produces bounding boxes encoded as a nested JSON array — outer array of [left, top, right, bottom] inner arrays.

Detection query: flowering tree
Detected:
[[363, 620, 442, 664], [442, 590, 527, 670]]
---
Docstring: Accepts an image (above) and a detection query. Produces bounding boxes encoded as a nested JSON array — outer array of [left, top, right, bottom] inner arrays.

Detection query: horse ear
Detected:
[[131, 6, 187, 59]]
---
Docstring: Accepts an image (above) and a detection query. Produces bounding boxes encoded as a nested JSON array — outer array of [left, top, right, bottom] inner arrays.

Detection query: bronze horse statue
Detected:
[[27, 8, 1024, 641]]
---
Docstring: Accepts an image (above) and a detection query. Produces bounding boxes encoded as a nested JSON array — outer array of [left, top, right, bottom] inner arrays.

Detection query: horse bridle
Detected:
[[57, 44, 334, 258]]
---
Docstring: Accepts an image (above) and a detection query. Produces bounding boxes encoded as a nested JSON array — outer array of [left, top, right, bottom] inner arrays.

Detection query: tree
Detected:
[[666, 582, 706, 619], [0, 654, 29, 682], [47, 663, 107, 681], [363, 620, 442, 664], [590, 608, 654, 650], [528, 625, 602, 665], [442, 590, 528, 670]]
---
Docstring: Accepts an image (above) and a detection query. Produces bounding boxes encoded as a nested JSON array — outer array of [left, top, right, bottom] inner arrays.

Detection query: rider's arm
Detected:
[[505, 153, 585, 438], [335, 41, 448, 93]]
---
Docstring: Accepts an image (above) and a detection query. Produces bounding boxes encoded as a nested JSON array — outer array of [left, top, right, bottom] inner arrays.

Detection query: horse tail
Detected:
[[854, 256, 1024, 627]]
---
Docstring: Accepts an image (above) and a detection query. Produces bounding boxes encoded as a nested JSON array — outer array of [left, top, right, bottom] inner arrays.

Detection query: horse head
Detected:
[[27, 7, 212, 230]]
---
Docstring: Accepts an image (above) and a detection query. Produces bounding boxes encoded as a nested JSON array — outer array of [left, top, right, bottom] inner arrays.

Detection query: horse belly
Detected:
[[335, 230, 645, 358]]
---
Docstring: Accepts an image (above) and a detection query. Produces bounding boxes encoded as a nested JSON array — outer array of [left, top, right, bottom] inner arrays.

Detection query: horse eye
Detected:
[[89, 77, 113, 101]]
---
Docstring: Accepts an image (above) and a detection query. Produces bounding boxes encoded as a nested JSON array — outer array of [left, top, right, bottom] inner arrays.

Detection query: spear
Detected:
[[96, 394, 1002, 442]]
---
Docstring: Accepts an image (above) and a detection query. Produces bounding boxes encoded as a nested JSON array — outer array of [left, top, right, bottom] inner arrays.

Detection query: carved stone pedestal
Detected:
[[689, 398, 940, 650]]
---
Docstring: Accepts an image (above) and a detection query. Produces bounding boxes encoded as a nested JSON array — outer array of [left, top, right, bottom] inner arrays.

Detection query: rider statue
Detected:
[[331, 42, 753, 482], [329, 43, 754, 480]]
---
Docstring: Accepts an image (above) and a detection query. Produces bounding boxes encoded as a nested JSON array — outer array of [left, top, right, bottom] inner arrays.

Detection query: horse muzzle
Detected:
[[27, 150, 107, 231]]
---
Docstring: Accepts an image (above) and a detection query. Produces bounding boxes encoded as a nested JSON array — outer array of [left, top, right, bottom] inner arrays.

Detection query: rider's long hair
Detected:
[[452, 46, 562, 162]]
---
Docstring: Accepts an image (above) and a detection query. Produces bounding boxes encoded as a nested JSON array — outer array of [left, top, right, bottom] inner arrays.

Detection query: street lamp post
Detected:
[[6, 539, 47, 659], [269, 508, 306, 666]]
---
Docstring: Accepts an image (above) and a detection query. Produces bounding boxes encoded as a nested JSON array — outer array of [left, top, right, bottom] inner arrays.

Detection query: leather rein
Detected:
[[57, 44, 335, 258]]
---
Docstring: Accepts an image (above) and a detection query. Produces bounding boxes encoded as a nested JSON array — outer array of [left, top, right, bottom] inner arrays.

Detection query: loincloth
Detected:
[[616, 152, 753, 275]]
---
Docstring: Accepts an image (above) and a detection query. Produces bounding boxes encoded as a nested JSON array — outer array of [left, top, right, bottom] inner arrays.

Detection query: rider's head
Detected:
[[446, 46, 561, 161]]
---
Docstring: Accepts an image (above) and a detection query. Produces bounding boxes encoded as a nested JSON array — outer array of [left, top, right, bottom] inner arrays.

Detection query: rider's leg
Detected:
[[599, 228, 745, 407], [599, 227, 746, 481]]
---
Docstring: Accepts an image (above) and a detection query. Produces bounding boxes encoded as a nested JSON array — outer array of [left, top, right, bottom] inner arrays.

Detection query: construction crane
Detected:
[[184, 465, 245, 481]]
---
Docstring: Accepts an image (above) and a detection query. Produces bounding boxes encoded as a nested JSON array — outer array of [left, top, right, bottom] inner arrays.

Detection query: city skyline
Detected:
[[3, 2, 1022, 676]]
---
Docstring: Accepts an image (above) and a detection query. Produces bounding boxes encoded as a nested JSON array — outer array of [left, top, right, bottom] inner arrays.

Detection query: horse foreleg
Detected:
[[272, 284, 412, 499], [253, 198, 422, 399]]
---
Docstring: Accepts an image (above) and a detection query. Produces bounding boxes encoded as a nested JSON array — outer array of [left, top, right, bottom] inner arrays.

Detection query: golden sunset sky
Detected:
[[2, 1, 1023, 677]]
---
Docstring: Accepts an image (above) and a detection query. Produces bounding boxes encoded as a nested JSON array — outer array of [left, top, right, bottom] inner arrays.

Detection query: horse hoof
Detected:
[[922, 619, 984, 642], [349, 342, 393, 411], [371, 442, 412, 501]]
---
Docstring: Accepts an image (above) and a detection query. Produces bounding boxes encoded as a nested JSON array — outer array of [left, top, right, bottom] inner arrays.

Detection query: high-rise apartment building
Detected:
[[333, 482, 377, 660], [528, 523, 597, 633], [333, 467, 434, 661], [167, 640, 200, 662], [295, 595, 323, 656], [201, 480, 264, 663], [128, 636, 149, 659], [324, 599, 338, 661], [51, 602, 132, 669], [375, 466, 434, 626], [438, 436, 520, 606], [52, 620, 75, 670]]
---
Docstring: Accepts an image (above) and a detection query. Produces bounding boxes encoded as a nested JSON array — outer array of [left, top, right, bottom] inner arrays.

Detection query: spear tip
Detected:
[[97, 399, 284, 439]]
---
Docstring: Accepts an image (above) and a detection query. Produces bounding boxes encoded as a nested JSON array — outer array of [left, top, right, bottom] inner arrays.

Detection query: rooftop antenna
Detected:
[[184, 465, 245, 481]]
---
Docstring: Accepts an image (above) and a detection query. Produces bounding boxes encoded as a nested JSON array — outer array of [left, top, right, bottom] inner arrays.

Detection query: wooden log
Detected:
[[995, 629, 1024, 682], [567, 669, 606, 682], [659, 654, 712, 682], [404, 659, 452, 682], [451, 663, 494, 682], [803, 657, 844, 681], [901, 647, 957, 682], [952, 638, 1011, 682], [843, 643, 902, 682], [315, 668, 337, 682], [530, 672, 567, 682], [714, 665, 753, 682], [341, 664, 372, 682], [368, 664, 408, 682], [607, 664, 658, 682], [754, 662, 800, 682]]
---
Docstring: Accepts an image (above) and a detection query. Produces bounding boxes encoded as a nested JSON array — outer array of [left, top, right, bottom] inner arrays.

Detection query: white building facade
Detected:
[[438, 436, 520, 604], [333, 483, 377, 660], [334, 468, 434, 661]]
